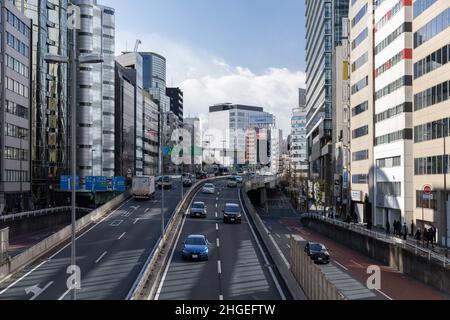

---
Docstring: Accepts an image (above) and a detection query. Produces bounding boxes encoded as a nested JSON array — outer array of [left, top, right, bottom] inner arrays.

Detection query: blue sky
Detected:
[[102, 0, 307, 134], [103, 0, 306, 72]]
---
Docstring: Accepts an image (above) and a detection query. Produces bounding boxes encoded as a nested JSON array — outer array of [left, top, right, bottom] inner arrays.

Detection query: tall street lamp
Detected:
[[45, 42, 103, 301]]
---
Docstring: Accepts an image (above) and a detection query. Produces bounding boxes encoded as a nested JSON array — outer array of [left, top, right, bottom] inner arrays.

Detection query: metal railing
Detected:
[[0, 207, 92, 223], [303, 212, 450, 267]]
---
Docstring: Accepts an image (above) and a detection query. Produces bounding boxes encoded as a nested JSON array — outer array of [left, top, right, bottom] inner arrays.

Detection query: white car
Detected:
[[202, 183, 216, 194]]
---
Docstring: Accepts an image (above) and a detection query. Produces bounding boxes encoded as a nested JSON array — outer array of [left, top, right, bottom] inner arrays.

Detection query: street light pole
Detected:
[[160, 110, 165, 240]]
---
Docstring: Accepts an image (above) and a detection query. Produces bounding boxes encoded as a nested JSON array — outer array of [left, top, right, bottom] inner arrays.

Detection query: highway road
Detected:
[[0, 181, 185, 300], [259, 189, 450, 300], [155, 180, 289, 300]]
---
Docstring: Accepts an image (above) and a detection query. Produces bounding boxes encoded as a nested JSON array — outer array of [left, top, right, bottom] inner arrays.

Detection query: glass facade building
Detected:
[[10, 0, 68, 209]]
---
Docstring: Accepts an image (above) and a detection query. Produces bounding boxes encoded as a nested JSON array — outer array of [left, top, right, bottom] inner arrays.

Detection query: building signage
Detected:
[[351, 190, 363, 202], [249, 115, 274, 125]]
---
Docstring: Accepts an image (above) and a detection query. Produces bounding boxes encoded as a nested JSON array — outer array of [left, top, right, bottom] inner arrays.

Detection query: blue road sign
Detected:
[[85, 176, 95, 191], [95, 176, 108, 192], [113, 176, 126, 192], [60, 176, 79, 191], [163, 146, 172, 156]]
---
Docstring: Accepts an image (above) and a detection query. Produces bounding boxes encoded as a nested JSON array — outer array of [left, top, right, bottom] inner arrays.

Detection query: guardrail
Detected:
[[241, 181, 306, 300], [0, 191, 130, 282], [303, 212, 450, 267], [0, 207, 92, 223], [127, 177, 224, 300]]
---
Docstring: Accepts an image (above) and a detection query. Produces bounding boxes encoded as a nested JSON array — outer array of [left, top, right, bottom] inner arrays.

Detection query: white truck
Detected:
[[132, 176, 155, 200]]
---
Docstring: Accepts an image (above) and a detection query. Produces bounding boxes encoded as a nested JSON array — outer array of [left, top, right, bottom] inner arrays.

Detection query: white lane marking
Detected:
[[275, 233, 281, 239], [154, 201, 192, 300], [216, 197, 219, 201], [216, 223, 219, 231], [0, 197, 134, 295], [215, 212, 218, 218], [144, 208, 150, 214], [334, 261, 349, 271], [215, 204, 218, 208], [133, 218, 140, 225], [238, 191, 286, 301], [110, 220, 123, 227], [118, 232, 126, 240], [350, 259, 364, 268], [267, 226, 273, 231], [286, 244, 291, 249], [217, 238, 220, 248], [27, 281, 53, 300], [217, 261, 222, 274], [95, 251, 107, 264], [219, 295, 224, 300], [376, 289, 394, 301], [58, 288, 71, 301]]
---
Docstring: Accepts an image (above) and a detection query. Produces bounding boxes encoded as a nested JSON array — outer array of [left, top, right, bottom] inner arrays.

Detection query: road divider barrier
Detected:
[[290, 237, 345, 300], [128, 177, 225, 300], [241, 181, 306, 300], [0, 191, 130, 282]]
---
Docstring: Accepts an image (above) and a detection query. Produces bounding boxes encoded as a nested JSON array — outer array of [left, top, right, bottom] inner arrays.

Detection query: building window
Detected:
[[375, 102, 412, 123], [351, 76, 368, 95], [375, 129, 413, 146], [352, 125, 369, 139], [414, 8, 450, 48], [414, 44, 450, 79], [375, 76, 412, 100], [414, 155, 450, 175], [352, 3, 367, 27], [416, 191, 437, 209], [352, 174, 368, 184], [375, 22, 412, 55], [377, 156, 401, 168], [352, 150, 369, 162], [414, 80, 450, 112], [352, 28, 368, 50], [378, 182, 401, 197], [352, 101, 368, 117], [352, 52, 368, 73], [414, 0, 437, 18]]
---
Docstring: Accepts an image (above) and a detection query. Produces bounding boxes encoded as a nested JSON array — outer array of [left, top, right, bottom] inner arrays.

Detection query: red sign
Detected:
[[423, 185, 432, 195]]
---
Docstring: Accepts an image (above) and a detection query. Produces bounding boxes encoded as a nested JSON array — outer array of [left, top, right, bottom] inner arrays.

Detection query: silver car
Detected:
[[202, 183, 216, 194], [190, 202, 207, 218]]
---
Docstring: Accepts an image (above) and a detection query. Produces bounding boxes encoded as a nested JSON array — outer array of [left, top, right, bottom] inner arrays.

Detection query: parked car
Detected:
[[190, 202, 207, 218], [304, 242, 330, 264], [202, 183, 216, 194], [223, 203, 242, 224], [227, 177, 238, 188], [181, 235, 209, 261]]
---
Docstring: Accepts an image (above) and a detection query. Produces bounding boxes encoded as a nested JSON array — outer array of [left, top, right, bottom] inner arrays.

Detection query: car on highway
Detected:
[[235, 176, 243, 183], [196, 171, 208, 180], [304, 242, 330, 264], [223, 203, 242, 224], [202, 183, 216, 194], [227, 177, 238, 188], [157, 176, 173, 190], [183, 178, 193, 187], [190, 201, 207, 218], [181, 235, 209, 261]]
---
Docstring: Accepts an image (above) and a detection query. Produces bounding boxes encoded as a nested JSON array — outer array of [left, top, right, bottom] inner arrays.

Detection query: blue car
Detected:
[[181, 235, 209, 261]]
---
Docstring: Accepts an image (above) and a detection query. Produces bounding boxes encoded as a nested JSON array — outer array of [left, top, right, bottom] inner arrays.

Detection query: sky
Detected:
[[102, 0, 307, 135]]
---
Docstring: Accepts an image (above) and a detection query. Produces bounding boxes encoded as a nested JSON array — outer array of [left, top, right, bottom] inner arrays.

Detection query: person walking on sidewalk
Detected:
[[415, 229, 422, 245], [386, 221, 391, 235], [403, 222, 408, 241], [410, 220, 415, 237]]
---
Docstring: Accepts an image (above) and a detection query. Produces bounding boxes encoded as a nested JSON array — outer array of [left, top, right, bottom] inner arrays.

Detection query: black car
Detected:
[[223, 203, 242, 224], [196, 172, 208, 180], [304, 242, 330, 264], [183, 178, 193, 187]]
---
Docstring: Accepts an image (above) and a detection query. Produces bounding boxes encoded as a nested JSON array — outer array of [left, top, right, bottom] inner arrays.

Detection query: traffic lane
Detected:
[[218, 185, 284, 300], [157, 186, 221, 300], [0, 185, 183, 300], [278, 219, 450, 300]]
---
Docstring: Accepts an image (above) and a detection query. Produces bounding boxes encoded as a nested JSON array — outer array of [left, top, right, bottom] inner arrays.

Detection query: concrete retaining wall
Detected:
[[290, 237, 344, 300], [303, 217, 450, 294], [0, 192, 130, 281], [242, 183, 306, 300]]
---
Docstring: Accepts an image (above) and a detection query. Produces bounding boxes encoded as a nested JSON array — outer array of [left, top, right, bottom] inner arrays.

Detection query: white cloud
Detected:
[[115, 31, 306, 137]]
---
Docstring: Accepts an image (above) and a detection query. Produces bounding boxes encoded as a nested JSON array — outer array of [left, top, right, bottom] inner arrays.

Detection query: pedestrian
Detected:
[[393, 220, 398, 236], [430, 226, 436, 250], [415, 229, 422, 245], [386, 221, 391, 235], [403, 223, 408, 241], [424, 228, 430, 248], [410, 220, 415, 237]]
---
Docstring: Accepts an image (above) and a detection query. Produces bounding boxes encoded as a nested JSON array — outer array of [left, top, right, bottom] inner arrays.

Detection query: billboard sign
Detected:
[[249, 115, 273, 126]]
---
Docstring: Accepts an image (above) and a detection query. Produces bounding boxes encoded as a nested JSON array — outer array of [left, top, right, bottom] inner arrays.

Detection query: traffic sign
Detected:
[[113, 176, 126, 192], [60, 176, 79, 191], [423, 185, 433, 195]]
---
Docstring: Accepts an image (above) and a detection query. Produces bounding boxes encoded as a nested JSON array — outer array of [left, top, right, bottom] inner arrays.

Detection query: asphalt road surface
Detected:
[[155, 180, 288, 300], [0, 181, 185, 300], [259, 189, 450, 300]]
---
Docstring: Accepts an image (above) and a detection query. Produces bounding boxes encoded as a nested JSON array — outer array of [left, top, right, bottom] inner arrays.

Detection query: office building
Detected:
[[208, 104, 274, 167], [349, 0, 375, 223], [304, 0, 349, 205], [290, 89, 308, 175], [143, 91, 160, 176], [184, 117, 202, 172], [73, 0, 116, 178], [0, 0, 32, 214], [166, 87, 183, 123], [412, 0, 450, 245], [11, 0, 69, 208], [115, 53, 145, 177]]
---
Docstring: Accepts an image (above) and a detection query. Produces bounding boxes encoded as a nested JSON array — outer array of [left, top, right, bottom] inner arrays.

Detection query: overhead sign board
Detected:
[[112, 176, 126, 192], [60, 176, 79, 191]]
